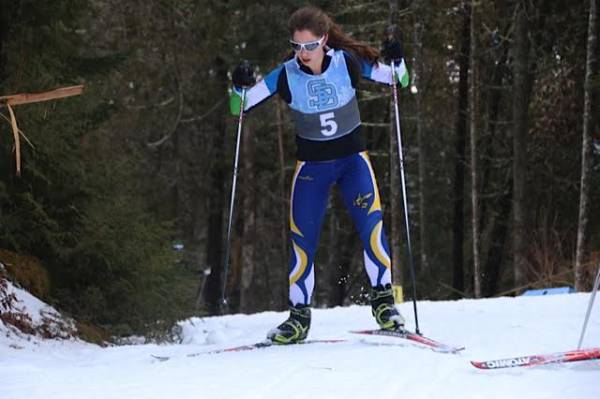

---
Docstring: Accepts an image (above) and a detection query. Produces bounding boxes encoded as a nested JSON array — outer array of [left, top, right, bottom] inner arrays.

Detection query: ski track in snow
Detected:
[[1, 293, 599, 399]]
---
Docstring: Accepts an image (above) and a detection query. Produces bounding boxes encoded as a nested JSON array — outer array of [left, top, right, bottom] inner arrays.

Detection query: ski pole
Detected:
[[577, 263, 600, 349], [390, 60, 421, 335], [220, 87, 247, 308]]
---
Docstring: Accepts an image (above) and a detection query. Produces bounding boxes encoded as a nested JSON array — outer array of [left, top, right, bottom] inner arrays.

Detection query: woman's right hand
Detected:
[[232, 60, 256, 88]]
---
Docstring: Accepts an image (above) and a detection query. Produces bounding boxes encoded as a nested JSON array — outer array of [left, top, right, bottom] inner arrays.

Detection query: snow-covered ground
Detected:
[[1, 289, 599, 399], [0, 279, 77, 342]]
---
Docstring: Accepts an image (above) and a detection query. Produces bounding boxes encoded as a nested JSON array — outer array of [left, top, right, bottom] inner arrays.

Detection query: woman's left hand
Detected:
[[381, 39, 404, 64]]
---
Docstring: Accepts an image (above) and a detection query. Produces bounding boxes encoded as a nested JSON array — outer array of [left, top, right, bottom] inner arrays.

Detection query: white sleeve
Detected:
[[366, 59, 408, 86], [242, 64, 284, 112]]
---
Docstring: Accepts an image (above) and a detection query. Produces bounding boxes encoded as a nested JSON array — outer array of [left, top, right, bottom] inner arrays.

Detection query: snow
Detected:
[[3, 282, 59, 328], [1, 289, 599, 399], [0, 280, 76, 342]]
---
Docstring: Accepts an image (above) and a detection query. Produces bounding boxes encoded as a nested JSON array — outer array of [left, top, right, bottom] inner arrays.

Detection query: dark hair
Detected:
[[288, 7, 379, 64]]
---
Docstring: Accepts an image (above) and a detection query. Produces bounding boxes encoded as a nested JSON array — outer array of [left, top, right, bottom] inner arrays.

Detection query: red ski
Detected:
[[350, 329, 464, 354], [471, 347, 600, 369]]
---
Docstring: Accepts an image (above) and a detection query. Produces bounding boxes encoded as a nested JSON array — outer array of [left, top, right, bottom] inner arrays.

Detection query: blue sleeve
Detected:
[[360, 60, 375, 80], [263, 65, 283, 93]]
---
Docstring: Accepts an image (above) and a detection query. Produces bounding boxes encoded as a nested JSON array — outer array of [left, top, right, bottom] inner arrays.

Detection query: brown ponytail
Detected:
[[288, 7, 380, 64]]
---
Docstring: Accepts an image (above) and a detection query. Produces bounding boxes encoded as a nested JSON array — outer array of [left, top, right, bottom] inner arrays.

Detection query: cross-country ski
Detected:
[[350, 328, 465, 353], [151, 338, 347, 361], [471, 347, 600, 369]]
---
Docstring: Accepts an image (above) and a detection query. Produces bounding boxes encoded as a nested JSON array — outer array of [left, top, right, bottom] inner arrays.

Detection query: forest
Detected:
[[0, 0, 598, 340]]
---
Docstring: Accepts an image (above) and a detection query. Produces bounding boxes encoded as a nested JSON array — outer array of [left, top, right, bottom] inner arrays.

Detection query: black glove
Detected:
[[232, 60, 256, 88], [381, 38, 404, 64]]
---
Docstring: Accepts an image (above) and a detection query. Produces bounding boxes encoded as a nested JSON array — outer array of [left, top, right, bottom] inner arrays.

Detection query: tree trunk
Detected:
[[511, 2, 531, 288], [479, 24, 510, 297], [389, 101, 404, 290], [202, 56, 229, 315], [575, 0, 598, 291], [452, 2, 471, 298], [483, 180, 513, 296], [336, 233, 358, 306], [469, 0, 481, 298], [326, 192, 354, 307], [0, 3, 7, 221], [388, 0, 404, 289], [0, 5, 8, 86], [412, 0, 430, 277], [240, 122, 256, 313], [276, 98, 288, 309]]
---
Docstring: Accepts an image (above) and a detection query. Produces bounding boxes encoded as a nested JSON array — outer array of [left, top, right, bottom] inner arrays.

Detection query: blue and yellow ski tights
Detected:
[[288, 151, 392, 306]]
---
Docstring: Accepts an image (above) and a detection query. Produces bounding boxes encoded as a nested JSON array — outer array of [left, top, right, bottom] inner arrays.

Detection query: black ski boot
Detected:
[[370, 284, 405, 330], [267, 304, 311, 344]]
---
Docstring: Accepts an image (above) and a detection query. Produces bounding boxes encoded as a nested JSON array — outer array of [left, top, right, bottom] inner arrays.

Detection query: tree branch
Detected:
[[0, 85, 84, 107]]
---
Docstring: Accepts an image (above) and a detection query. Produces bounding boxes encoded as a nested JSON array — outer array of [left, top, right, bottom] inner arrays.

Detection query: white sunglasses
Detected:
[[289, 36, 325, 52]]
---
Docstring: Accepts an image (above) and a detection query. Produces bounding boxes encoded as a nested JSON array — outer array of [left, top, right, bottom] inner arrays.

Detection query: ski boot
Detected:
[[370, 284, 405, 331], [267, 304, 311, 344]]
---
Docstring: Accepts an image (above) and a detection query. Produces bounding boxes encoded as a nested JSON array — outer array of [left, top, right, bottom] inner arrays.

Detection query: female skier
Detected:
[[230, 6, 409, 344]]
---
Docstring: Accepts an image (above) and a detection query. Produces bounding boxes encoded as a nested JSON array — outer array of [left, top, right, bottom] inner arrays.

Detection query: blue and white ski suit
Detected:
[[241, 48, 408, 305]]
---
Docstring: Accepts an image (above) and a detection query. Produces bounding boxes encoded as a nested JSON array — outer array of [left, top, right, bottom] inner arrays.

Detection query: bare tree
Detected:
[[276, 98, 289, 278], [452, 2, 471, 297], [202, 56, 229, 315], [575, 0, 598, 291], [412, 0, 431, 276], [388, 0, 405, 290], [239, 123, 256, 313], [469, 0, 481, 297], [511, 1, 531, 288]]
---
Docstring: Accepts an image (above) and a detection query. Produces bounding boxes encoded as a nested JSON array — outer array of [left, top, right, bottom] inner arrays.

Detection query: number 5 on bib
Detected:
[[319, 112, 338, 136]]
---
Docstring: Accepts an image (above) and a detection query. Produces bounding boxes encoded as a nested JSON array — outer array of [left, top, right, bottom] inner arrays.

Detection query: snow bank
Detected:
[[0, 265, 78, 347]]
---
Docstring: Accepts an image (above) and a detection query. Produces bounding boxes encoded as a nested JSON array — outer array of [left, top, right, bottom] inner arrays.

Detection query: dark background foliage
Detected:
[[0, 0, 598, 339]]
